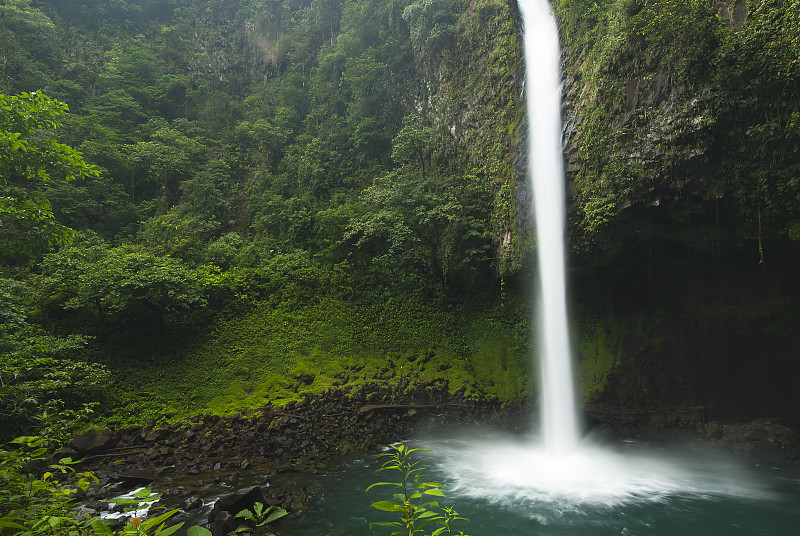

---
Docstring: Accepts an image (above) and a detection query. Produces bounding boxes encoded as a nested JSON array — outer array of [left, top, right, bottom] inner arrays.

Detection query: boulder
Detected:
[[118, 469, 155, 486], [211, 511, 232, 536], [53, 447, 79, 461], [208, 485, 264, 526], [71, 427, 114, 454], [181, 496, 204, 511]]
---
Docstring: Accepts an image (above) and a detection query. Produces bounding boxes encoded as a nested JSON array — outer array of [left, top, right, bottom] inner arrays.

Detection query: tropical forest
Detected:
[[1, 0, 798, 535]]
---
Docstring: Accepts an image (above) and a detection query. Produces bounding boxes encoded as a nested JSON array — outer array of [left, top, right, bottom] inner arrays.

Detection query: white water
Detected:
[[425, 434, 774, 511], [423, 0, 774, 510], [522, 0, 579, 452]]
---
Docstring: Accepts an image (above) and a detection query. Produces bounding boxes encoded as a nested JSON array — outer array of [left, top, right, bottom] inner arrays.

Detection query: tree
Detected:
[[0, 0, 57, 90], [0, 91, 99, 261], [34, 241, 207, 339], [343, 170, 492, 288]]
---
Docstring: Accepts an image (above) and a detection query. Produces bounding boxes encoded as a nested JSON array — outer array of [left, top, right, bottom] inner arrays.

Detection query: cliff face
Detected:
[[549, 0, 800, 423], [555, 0, 799, 248], [404, 0, 524, 272]]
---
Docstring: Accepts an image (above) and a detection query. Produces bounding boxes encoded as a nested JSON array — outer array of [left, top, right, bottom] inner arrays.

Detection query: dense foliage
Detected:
[[0, 0, 525, 439], [553, 0, 800, 252]]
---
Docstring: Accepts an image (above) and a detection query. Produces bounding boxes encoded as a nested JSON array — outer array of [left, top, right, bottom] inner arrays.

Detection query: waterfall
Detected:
[[424, 3, 767, 513], [519, 0, 580, 452]]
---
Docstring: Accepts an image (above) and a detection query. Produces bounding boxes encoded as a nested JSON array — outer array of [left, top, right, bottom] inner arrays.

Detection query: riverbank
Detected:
[[67, 381, 525, 521], [66, 385, 799, 530]]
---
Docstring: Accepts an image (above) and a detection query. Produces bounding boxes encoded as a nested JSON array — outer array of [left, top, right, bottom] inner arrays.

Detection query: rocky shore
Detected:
[[65, 381, 525, 532], [65, 384, 799, 533]]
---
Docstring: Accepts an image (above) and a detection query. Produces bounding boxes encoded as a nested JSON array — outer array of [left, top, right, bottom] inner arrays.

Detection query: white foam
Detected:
[[425, 436, 773, 511]]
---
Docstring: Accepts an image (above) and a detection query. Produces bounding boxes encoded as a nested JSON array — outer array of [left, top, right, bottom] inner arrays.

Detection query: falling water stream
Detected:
[[267, 1, 800, 533], [522, 0, 580, 454]]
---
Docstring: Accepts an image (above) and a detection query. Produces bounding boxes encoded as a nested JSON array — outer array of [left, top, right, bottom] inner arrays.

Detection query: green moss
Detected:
[[574, 311, 624, 400], [100, 292, 531, 426]]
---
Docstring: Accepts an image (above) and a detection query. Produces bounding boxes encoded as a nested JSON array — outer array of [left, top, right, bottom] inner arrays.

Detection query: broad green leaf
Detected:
[[0, 520, 29, 530], [187, 526, 213, 536], [141, 509, 178, 529], [368, 521, 403, 529], [113, 498, 142, 506], [370, 501, 406, 512], [365, 481, 402, 493], [263, 507, 288, 524], [134, 487, 153, 499], [155, 521, 185, 536]]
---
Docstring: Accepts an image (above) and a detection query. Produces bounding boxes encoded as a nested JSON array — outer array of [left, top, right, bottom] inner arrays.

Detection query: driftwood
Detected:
[[358, 404, 433, 414], [81, 449, 146, 462], [102, 445, 149, 453], [273, 412, 310, 421]]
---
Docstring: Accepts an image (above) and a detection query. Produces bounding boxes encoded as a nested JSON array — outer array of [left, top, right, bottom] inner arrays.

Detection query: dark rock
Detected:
[[85, 500, 106, 511], [155, 465, 175, 476], [76, 506, 98, 521], [119, 469, 154, 485], [54, 448, 80, 461], [211, 511, 232, 536], [72, 427, 114, 454], [702, 422, 724, 440], [209, 486, 264, 526], [181, 496, 204, 511], [267, 479, 309, 512], [97, 482, 127, 499], [143, 428, 170, 442], [167, 486, 189, 498]]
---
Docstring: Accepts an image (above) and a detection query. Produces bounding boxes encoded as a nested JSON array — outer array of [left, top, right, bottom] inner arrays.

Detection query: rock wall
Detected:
[[551, 0, 800, 424]]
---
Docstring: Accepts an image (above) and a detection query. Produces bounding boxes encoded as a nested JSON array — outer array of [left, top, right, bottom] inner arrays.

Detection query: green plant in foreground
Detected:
[[0, 436, 97, 536], [233, 501, 289, 535], [0, 436, 286, 536], [367, 444, 469, 536], [91, 487, 183, 536]]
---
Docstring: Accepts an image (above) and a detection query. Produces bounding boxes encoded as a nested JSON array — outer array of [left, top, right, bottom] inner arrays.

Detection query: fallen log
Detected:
[[358, 404, 433, 414], [81, 449, 146, 462]]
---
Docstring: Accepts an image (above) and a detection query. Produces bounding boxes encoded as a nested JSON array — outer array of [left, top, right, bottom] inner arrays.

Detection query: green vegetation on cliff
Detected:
[[554, 0, 800, 250], [1, 0, 799, 440]]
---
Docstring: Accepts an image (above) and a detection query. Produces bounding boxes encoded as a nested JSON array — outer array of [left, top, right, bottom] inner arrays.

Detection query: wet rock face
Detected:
[[698, 418, 800, 463]]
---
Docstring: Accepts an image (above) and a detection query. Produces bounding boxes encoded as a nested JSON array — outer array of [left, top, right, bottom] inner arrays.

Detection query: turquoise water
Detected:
[[277, 436, 800, 536]]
